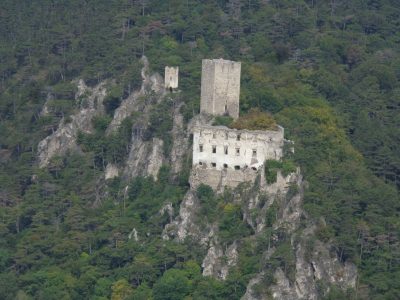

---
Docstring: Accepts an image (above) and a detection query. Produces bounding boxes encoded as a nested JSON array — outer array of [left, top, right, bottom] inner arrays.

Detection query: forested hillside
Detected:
[[0, 1, 399, 299]]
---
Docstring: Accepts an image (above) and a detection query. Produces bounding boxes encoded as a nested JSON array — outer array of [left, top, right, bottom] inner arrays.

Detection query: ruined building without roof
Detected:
[[165, 66, 179, 90], [193, 125, 284, 171], [192, 58, 285, 190]]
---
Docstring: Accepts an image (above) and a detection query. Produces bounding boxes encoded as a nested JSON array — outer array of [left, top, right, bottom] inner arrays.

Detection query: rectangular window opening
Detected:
[[223, 163, 228, 169], [224, 146, 228, 155], [211, 163, 216, 168], [234, 165, 240, 170], [236, 134, 241, 141], [199, 145, 203, 152], [212, 145, 216, 153], [236, 148, 240, 156], [252, 149, 257, 157]]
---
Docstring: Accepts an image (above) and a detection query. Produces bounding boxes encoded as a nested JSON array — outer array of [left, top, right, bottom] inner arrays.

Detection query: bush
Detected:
[[231, 108, 277, 131], [104, 85, 123, 115], [265, 160, 282, 184], [92, 115, 112, 133], [265, 159, 296, 183], [153, 269, 190, 300], [212, 115, 233, 127]]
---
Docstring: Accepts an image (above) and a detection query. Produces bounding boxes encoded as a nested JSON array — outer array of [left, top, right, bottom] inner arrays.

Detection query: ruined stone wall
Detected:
[[190, 165, 258, 191], [200, 59, 241, 119], [192, 125, 284, 171], [200, 60, 215, 114], [165, 66, 179, 89]]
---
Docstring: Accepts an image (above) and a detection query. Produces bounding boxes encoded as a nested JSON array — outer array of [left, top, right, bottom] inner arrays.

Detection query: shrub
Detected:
[[231, 108, 277, 131], [265, 159, 296, 183], [212, 115, 233, 127], [103, 85, 123, 115]]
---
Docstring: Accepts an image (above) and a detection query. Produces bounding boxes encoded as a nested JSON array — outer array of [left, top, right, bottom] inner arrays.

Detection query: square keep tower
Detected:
[[165, 66, 179, 90], [200, 59, 241, 119]]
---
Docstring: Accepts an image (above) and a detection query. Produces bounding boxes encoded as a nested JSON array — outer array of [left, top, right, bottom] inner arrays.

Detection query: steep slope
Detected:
[[1, 1, 400, 299]]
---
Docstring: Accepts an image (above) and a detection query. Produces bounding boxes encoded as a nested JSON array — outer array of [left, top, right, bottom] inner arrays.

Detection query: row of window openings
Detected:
[[201, 132, 274, 142], [202, 132, 241, 140], [199, 145, 257, 157], [199, 161, 257, 171]]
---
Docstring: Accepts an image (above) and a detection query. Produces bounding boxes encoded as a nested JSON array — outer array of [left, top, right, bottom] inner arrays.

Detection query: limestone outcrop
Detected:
[[107, 56, 165, 134], [124, 137, 164, 180], [37, 80, 107, 168]]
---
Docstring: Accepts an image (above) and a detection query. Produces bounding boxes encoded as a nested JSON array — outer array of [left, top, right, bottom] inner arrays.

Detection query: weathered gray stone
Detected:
[[107, 56, 165, 134], [193, 124, 284, 172], [105, 163, 119, 180], [165, 66, 179, 89], [200, 59, 241, 119], [37, 80, 107, 168]]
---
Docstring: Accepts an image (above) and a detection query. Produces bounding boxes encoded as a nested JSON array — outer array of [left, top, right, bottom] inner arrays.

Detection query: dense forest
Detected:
[[0, 0, 399, 299]]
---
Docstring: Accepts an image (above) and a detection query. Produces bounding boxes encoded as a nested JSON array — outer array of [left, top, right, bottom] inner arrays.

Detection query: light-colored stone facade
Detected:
[[165, 66, 179, 89], [192, 124, 284, 171], [200, 59, 241, 119]]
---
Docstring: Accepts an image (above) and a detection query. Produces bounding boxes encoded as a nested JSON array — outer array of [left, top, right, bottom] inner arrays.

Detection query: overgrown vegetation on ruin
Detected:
[[231, 108, 277, 131], [0, 0, 399, 299]]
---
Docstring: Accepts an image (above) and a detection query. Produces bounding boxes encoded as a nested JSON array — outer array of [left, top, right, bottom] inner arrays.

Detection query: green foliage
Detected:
[[231, 108, 277, 131], [77, 117, 132, 167], [153, 269, 190, 300], [92, 115, 112, 133], [196, 184, 218, 220], [0, 0, 399, 298], [111, 279, 133, 300], [219, 203, 252, 245], [212, 115, 233, 127], [104, 86, 123, 116], [146, 98, 174, 156], [265, 159, 296, 184], [131, 282, 153, 300]]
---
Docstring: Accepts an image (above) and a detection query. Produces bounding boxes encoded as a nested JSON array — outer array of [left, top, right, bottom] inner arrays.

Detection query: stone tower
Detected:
[[200, 59, 241, 119], [165, 66, 179, 90]]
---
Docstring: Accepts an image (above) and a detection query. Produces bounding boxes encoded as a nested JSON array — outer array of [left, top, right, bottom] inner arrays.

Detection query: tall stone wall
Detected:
[[192, 124, 284, 171], [200, 59, 241, 119], [165, 66, 179, 89], [200, 60, 215, 114]]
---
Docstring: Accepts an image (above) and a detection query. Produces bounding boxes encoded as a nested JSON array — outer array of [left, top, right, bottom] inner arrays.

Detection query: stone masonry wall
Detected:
[[165, 66, 179, 89], [192, 124, 284, 171], [200, 59, 241, 119]]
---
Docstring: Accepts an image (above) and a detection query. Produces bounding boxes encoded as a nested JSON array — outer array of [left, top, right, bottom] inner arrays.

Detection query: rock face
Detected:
[[124, 137, 164, 180], [202, 241, 238, 280], [162, 191, 203, 242], [37, 80, 107, 168], [36, 57, 358, 299], [107, 56, 167, 181], [241, 173, 358, 300], [260, 238, 357, 300], [107, 56, 165, 134], [105, 163, 119, 180], [170, 103, 189, 175], [164, 159, 357, 299]]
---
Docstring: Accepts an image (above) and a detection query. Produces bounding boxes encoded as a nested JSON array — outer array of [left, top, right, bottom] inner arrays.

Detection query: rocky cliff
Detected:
[[37, 58, 357, 299]]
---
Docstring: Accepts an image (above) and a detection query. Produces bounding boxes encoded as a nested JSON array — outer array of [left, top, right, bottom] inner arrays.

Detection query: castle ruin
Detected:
[[200, 59, 241, 119], [192, 125, 284, 171], [192, 58, 284, 190], [165, 66, 179, 90]]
